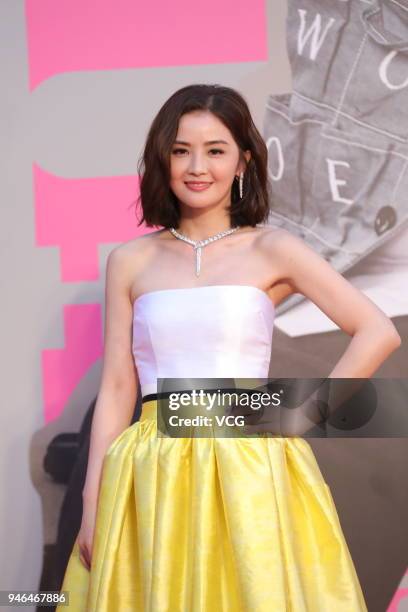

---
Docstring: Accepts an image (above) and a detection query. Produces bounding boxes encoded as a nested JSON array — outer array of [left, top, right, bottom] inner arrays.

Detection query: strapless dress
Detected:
[[57, 285, 367, 611]]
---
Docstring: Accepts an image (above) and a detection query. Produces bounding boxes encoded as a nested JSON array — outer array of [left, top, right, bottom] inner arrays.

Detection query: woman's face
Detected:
[[169, 110, 250, 213]]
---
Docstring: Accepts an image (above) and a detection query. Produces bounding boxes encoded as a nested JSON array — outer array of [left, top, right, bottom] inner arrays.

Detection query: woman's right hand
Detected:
[[76, 503, 97, 571]]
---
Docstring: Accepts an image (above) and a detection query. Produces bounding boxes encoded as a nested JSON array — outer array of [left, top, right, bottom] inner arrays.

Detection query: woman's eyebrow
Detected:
[[173, 139, 230, 146]]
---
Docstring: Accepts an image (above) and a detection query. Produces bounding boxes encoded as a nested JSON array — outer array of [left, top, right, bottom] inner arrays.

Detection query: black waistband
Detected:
[[142, 392, 171, 404], [141, 387, 263, 404]]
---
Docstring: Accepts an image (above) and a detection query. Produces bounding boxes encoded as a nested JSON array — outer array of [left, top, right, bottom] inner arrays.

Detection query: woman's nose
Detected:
[[188, 154, 207, 174]]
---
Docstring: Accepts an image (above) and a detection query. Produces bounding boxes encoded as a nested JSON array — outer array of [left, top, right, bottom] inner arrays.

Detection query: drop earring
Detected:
[[239, 172, 244, 199]]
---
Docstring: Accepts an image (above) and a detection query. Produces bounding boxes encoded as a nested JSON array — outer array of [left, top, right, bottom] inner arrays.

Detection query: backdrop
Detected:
[[1, 2, 407, 611]]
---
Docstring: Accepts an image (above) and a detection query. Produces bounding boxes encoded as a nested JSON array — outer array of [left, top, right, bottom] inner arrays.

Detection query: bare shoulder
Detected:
[[108, 229, 166, 266], [112, 228, 166, 254], [254, 226, 295, 255], [105, 229, 166, 292], [255, 226, 323, 286]]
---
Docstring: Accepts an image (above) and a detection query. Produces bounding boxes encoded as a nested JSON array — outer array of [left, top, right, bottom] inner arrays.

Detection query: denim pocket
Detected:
[[311, 123, 408, 256]]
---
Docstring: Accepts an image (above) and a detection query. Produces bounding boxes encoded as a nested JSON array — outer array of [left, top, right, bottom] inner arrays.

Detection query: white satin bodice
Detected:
[[132, 285, 275, 397]]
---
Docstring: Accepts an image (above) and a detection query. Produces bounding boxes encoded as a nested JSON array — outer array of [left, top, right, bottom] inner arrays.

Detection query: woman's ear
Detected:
[[237, 150, 251, 174]]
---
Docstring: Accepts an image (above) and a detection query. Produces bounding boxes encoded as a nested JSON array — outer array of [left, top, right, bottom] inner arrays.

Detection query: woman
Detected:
[[57, 84, 400, 611]]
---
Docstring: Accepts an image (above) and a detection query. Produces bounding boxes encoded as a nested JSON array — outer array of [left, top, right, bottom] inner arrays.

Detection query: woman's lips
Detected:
[[184, 182, 213, 191]]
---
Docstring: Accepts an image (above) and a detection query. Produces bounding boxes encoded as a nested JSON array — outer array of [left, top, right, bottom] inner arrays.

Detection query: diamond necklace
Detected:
[[169, 226, 241, 276]]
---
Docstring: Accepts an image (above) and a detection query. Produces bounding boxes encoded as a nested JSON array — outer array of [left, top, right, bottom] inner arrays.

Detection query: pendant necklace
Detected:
[[169, 226, 241, 276]]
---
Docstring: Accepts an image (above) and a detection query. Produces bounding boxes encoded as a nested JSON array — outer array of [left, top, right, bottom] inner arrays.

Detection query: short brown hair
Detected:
[[135, 83, 270, 228]]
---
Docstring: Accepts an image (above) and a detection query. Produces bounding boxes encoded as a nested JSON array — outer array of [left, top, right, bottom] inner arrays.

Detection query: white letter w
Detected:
[[297, 9, 335, 61]]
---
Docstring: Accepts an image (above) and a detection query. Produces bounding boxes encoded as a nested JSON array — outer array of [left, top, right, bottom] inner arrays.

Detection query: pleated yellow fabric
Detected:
[[57, 399, 367, 611]]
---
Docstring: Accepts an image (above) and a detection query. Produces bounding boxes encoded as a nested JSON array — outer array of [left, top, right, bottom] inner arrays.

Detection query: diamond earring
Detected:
[[239, 172, 244, 199]]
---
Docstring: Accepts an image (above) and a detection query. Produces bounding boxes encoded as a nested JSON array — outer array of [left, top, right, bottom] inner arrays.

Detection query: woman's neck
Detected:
[[173, 221, 244, 242]]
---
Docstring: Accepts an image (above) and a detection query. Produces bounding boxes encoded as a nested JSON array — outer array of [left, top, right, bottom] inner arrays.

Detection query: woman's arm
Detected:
[[82, 246, 139, 508], [266, 229, 401, 378], [245, 229, 402, 437]]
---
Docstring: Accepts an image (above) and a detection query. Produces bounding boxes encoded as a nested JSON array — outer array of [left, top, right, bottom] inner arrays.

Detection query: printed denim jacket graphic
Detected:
[[265, 0, 408, 315]]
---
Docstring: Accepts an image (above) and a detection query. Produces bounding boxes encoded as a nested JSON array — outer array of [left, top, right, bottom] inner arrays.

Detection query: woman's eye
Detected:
[[171, 148, 224, 156]]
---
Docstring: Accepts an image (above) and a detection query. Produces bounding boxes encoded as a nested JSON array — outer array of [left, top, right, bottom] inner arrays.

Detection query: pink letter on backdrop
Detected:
[[42, 304, 103, 422], [33, 163, 153, 282], [25, 0, 267, 89]]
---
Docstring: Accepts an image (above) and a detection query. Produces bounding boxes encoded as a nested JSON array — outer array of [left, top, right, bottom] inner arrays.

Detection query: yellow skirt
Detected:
[[57, 399, 367, 611]]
